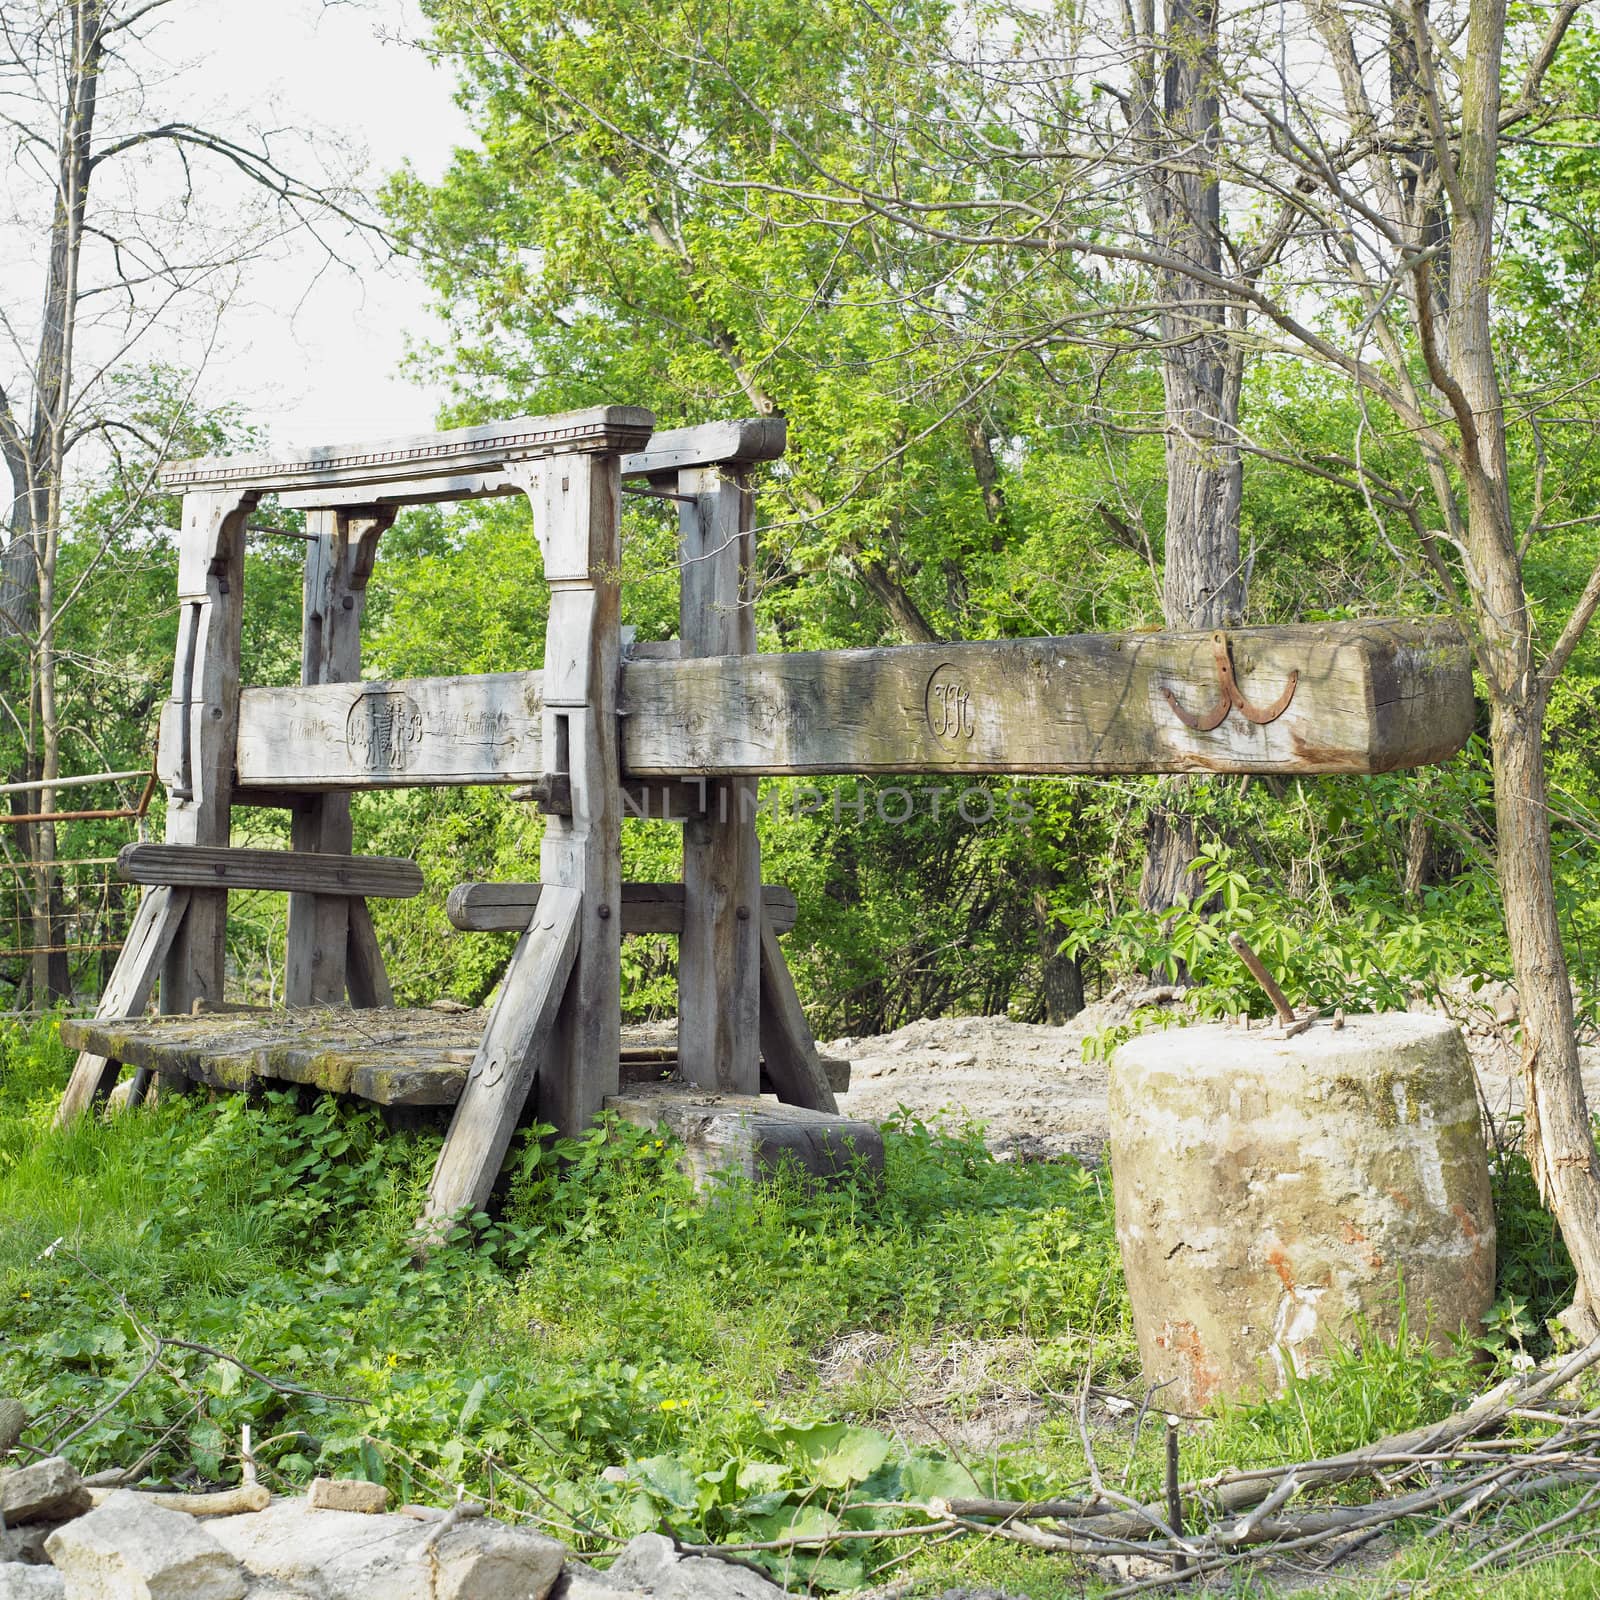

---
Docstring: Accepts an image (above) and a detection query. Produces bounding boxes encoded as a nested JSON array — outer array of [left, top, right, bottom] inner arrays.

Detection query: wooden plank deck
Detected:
[[57, 1008, 849, 1108]]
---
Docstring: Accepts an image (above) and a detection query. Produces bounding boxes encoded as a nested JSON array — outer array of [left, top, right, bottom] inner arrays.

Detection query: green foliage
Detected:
[[3, 1016, 1592, 1591]]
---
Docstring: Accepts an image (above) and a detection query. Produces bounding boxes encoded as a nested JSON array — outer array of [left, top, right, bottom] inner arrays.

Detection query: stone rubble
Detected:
[[0, 1566, 64, 1598], [0, 1456, 799, 1600], [0, 1460, 91, 1527], [303, 1479, 387, 1516], [44, 1492, 247, 1600]]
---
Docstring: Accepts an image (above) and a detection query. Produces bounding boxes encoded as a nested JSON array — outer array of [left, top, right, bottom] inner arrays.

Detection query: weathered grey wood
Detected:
[[59, 1008, 482, 1106], [269, 417, 787, 509], [345, 899, 394, 1008], [119, 844, 423, 898], [287, 509, 391, 1007], [676, 464, 762, 1094], [232, 672, 544, 789], [55, 886, 191, 1126], [230, 620, 1471, 791], [620, 620, 1474, 777], [607, 1084, 881, 1189], [446, 881, 799, 935], [161, 489, 256, 1018], [421, 884, 582, 1236], [757, 907, 838, 1113], [520, 453, 624, 1137], [622, 417, 787, 480], [619, 777, 708, 820], [161, 407, 655, 496], [277, 472, 516, 511]]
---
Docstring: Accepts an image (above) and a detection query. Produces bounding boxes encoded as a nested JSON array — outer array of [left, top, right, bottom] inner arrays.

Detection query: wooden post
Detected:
[[285, 508, 392, 1006], [514, 452, 624, 1136], [676, 465, 761, 1093], [160, 489, 255, 1018]]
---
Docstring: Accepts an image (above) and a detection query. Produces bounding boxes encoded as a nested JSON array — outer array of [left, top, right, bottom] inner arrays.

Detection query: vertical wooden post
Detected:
[[676, 465, 761, 1093], [285, 508, 391, 1007], [161, 489, 255, 1017], [515, 452, 623, 1136]]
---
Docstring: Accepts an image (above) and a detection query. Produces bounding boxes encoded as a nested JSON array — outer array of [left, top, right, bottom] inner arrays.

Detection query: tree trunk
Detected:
[[1029, 866, 1084, 1024], [1146, 0, 1246, 631], [1492, 695, 1600, 1339], [1129, 0, 1247, 923]]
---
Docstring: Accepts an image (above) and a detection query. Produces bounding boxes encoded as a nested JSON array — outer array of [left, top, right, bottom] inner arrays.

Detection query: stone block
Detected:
[[44, 1490, 246, 1600], [605, 1087, 883, 1190], [0, 1567, 63, 1598], [0, 1526, 49, 1565], [1110, 1013, 1495, 1408], [548, 1561, 649, 1599], [0, 1459, 90, 1525], [305, 1478, 388, 1514], [605, 1533, 788, 1599], [206, 1500, 565, 1599]]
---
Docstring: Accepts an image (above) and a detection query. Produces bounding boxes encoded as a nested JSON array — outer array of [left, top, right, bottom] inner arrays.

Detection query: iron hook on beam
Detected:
[[1163, 631, 1298, 732]]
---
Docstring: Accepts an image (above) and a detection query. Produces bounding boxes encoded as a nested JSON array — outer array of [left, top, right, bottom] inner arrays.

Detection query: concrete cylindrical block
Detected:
[[1109, 1014, 1494, 1409]]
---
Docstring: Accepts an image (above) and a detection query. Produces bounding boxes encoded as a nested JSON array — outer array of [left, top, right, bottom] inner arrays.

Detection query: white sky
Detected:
[[183, 0, 468, 447]]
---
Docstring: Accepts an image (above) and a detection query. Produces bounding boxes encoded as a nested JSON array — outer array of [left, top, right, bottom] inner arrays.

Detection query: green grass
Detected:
[[0, 1016, 1591, 1596]]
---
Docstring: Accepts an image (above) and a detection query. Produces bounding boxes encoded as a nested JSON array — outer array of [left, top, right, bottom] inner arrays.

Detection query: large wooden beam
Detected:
[[620, 620, 1473, 777], [231, 621, 1471, 788]]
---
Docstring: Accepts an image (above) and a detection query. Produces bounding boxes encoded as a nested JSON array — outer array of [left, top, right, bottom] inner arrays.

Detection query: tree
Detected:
[[0, 0, 368, 998]]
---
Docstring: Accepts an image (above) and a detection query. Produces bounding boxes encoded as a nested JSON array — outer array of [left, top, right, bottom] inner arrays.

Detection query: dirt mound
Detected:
[[824, 986, 1600, 1160]]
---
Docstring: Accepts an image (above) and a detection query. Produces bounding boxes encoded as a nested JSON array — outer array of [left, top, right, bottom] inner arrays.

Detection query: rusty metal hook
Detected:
[[1162, 631, 1298, 732]]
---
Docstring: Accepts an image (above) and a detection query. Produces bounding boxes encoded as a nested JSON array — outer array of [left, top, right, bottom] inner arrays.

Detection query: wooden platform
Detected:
[[57, 1007, 850, 1109]]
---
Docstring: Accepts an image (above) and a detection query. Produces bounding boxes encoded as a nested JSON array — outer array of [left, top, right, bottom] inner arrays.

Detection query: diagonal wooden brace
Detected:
[[417, 883, 582, 1245], [55, 885, 192, 1127]]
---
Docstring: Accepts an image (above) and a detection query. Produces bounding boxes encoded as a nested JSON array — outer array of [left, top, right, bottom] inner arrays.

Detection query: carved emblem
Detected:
[[346, 690, 425, 773], [925, 664, 976, 743]]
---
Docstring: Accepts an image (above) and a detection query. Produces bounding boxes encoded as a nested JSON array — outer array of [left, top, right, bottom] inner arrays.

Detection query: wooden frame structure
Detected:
[[54, 405, 1476, 1239]]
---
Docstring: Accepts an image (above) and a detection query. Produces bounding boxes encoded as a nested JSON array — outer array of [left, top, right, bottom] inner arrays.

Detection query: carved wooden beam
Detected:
[[161, 406, 655, 498], [231, 620, 1471, 787]]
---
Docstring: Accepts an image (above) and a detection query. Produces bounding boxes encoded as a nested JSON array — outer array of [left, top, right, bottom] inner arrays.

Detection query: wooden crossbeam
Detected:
[[230, 620, 1471, 789], [160, 407, 655, 497], [118, 844, 423, 898], [622, 621, 1472, 777], [447, 881, 799, 935], [267, 418, 790, 511]]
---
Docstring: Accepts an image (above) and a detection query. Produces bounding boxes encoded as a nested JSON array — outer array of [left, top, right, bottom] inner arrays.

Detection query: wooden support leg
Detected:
[[419, 884, 581, 1239], [285, 509, 391, 1007], [345, 898, 393, 1008], [516, 454, 623, 1138], [758, 909, 838, 1113], [286, 797, 352, 1005], [676, 465, 761, 1093], [160, 489, 255, 1026], [55, 886, 191, 1127]]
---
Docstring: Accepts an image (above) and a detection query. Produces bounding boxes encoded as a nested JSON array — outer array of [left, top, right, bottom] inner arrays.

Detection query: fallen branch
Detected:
[[86, 1483, 270, 1515]]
